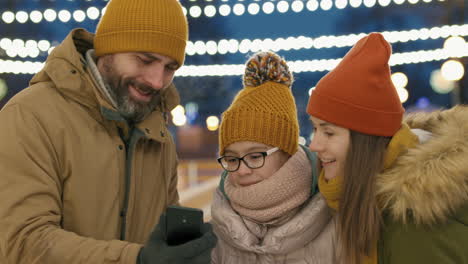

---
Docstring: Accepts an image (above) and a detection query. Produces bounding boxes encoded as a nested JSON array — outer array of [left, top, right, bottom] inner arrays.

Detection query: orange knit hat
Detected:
[[307, 33, 404, 137], [94, 0, 188, 67], [219, 52, 299, 156]]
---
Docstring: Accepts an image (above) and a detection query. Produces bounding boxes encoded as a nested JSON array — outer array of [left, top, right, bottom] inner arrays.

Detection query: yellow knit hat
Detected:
[[219, 52, 299, 156], [94, 0, 188, 67]]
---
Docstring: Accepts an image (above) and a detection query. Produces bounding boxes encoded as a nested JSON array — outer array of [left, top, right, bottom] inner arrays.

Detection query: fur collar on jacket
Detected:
[[376, 105, 468, 225]]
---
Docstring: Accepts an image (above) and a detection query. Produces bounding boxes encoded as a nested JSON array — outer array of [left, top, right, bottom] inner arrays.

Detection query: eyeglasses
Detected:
[[217, 147, 279, 172]]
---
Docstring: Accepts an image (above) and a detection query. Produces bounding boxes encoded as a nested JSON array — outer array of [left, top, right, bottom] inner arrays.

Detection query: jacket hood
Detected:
[[376, 105, 468, 225], [29, 28, 180, 114], [30, 28, 96, 109]]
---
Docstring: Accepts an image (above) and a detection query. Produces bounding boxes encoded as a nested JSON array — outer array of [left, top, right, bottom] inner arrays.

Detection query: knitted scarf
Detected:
[[224, 147, 312, 223], [85, 49, 118, 109], [319, 124, 419, 264]]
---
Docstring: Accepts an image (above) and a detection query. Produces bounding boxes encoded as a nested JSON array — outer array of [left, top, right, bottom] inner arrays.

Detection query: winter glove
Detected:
[[136, 214, 217, 264]]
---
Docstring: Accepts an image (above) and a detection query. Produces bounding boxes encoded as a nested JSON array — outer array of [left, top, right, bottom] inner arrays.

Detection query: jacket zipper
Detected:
[[119, 127, 143, 240]]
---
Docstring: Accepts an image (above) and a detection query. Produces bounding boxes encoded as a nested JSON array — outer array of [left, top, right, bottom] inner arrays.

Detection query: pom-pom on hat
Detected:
[[219, 51, 299, 156], [94, 0, 188, 67], [307, 33, 404, 137]]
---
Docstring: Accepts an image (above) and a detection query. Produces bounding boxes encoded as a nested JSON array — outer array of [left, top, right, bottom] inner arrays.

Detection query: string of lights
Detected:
[[2, 45, 466, 76], [1, 7, 102, 24], [0, 0, 443, 25], [183, 0, 441, 19], [1, 24, 466, 60], [185, 24, 468, 55], [177, 46, 468, 76]]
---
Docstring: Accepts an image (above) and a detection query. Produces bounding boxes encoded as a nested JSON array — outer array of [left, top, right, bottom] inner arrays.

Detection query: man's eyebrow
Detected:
[[141, 53, 159, 61], [141, 52, 179, 68]]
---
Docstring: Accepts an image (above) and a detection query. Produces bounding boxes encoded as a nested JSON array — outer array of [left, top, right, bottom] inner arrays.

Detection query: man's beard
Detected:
[[101, 60, 161, 123]]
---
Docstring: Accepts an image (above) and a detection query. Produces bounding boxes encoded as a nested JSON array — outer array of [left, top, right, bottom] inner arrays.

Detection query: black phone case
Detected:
[[165, 206, 203, 246]]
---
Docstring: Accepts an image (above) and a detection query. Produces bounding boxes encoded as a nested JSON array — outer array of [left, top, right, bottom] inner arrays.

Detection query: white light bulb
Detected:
[[206, 41, 218, 55], [233, 3, 245, 16], [320, 0, 333, 10], [194, 41, 206, 55], [350, 0, 362, 7], [219, 5, 231, 16], [25, 40, 37, 49], [44, 9, 57, 22], [248, 3, 260, 15], [443, 36, 465, 51], [58, 10, 71, 22], [185, 41, 196, 56], [30, 10, 43, 23], [441, 60, 465, 81], [2, 11, 15, 24], [364, 0, 377, 7], [307, 0, 319, 11], [397, 87, 409, 103], [430, 69, 455, 94], [292, 1, 305, 12], [228, 39, 239, 53], [16, 11, 29, 23], [391, 72, 408, 88], [172, 115, 187, 127], [189, 6, 202, 18], [378, 0, 391, 6], [204, 5, 216, 17], [28, 48, 40, 58], [277, 1, 290, 13], [73, 10, 86, 22], [309, 87, 316, 96], [87, 7, 100, 20], [239, 39, 252, 53], [38, 40, 51, 52], [217, 39, 229, 54], [262, 2, 275, 14], [0, 38, 13, 50], [336, 0, 348, 9], [12, 39, 25, 49], [206, 116, 219, 131]]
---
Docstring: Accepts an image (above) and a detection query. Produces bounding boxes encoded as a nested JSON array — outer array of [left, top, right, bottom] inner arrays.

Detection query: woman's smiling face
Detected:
[[308, 116, 350, 181]]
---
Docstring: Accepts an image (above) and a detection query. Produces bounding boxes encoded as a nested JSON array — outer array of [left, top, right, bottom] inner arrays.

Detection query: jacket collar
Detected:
[[376, 105, 468, 225], [212, 189, 332, 254]]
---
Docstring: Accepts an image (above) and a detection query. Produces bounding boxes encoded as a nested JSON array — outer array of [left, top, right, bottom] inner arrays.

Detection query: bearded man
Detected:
[[0, 0, 216, 263]]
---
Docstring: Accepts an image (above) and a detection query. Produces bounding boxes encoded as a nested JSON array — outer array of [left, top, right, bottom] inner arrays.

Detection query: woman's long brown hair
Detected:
[[338, 130, 391, 264]]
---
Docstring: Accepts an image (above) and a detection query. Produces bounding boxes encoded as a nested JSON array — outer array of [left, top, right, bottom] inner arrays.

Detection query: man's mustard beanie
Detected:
[[94, 0, 188, 67], [219, 51, 299, 156]]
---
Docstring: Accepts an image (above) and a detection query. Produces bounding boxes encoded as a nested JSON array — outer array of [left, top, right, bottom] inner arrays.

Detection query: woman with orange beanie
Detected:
[[307, 32, 468, 264], [210, 51, 337, 263]]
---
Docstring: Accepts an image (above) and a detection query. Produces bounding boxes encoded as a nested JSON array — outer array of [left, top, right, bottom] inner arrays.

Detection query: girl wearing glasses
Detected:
[[210, 51, 336, 263], [307, 32, 468, 264]]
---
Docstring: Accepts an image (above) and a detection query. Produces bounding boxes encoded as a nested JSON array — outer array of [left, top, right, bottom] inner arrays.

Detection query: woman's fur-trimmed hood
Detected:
[[376, 105, 468, 225]]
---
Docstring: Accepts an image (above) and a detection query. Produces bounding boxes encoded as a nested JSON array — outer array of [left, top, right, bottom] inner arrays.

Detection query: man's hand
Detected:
[[137, 214, 217, 264]]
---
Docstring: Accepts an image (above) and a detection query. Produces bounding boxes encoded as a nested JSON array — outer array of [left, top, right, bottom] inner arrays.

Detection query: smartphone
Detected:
[[164, 205, 203, 246]]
